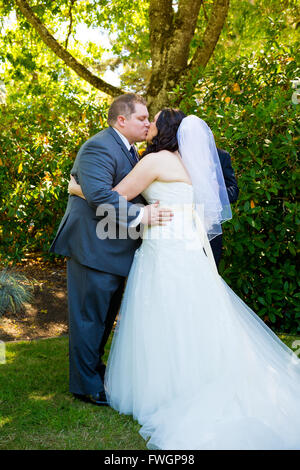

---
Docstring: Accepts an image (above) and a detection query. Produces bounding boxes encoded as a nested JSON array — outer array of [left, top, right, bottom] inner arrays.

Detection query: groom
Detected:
[[50, 94, 173, 406], [210, 148, 239, 267]]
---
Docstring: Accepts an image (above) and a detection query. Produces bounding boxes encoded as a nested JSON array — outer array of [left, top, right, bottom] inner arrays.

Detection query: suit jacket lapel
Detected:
[[107, 127, 137, 167]]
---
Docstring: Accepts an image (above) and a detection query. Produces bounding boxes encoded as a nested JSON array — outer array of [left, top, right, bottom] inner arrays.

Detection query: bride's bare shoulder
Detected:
[[138, 150, 177, 172], [139, 151, 163, 165], [141, 150, 174, 161]]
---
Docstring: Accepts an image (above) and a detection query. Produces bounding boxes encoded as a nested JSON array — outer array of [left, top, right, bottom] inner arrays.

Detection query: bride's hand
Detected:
[[68, 175, 86, 199]]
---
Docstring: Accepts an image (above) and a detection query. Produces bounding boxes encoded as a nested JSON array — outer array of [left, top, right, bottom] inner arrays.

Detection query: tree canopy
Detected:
[[1, 0, 298, 112]]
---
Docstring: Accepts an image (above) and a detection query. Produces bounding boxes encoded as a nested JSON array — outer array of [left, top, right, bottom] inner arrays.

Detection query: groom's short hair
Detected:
[[107, 94, 147, 126]]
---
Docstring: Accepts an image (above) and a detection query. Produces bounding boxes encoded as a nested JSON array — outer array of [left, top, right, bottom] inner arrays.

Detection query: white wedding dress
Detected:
[[105, 181, 300, 450]]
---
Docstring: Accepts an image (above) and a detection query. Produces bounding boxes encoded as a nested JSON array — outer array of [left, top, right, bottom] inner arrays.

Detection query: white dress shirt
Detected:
[[112, 128, 144, 227], [113, 127, 131, 151]]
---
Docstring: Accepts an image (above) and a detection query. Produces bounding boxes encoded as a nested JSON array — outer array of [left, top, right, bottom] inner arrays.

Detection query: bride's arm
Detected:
[[68, 175, 85, 198], [68, 154, 160, 201], [112, 153, 159, 200]]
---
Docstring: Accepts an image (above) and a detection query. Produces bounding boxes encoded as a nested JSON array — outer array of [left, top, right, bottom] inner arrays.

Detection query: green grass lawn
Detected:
[[0, 333, 299, 450], [0, 335, 147, 450]]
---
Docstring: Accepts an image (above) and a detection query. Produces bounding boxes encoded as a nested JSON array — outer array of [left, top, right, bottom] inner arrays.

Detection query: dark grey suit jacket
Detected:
[[217, 148, 239, 204], [50, 127, 145, 277], [210, 148, 239, 266]]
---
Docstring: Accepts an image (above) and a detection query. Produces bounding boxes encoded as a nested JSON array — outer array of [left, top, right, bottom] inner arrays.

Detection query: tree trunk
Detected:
[[147, 0, 230, 115], [147, 0, 202, 115]]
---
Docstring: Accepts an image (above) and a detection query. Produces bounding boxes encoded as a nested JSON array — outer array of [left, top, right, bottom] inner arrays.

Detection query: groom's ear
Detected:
[[116, 115, 127, 128]]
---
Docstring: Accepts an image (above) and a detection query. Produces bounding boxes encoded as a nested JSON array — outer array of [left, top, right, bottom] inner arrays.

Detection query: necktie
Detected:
[[129, 145, 139, 163]]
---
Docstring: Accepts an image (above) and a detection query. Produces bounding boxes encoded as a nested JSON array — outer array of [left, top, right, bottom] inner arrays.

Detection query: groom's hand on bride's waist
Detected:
[[141, 201, 174, 226]]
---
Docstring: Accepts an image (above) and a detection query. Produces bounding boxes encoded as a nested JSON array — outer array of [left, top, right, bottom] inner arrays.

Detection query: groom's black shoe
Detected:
[[73, 390, 109, 406]]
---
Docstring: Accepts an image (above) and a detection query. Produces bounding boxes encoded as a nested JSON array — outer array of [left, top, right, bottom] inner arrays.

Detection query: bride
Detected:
[[68, 109, 300, 450]]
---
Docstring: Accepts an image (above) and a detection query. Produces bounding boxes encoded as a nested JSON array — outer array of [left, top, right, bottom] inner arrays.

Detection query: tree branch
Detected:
[[65, 0, 76, 50], [15, 0, 123, 97], [200, 0, 208, 22], [189, 0, 230, 70]]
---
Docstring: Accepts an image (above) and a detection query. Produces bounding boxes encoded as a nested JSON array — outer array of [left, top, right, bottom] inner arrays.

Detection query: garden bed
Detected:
[[0, 257, 68, 342]]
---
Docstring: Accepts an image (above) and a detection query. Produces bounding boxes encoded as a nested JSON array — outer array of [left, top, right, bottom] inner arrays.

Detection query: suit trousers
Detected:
[[209, 234, 223, 268], [67, 258, 125, 395]]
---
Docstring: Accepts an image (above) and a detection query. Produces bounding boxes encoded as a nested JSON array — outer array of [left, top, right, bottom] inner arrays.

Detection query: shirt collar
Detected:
[[112, 127, 131, 151]]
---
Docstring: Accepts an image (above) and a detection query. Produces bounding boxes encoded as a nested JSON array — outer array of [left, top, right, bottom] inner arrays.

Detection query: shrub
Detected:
[[0, 269, 33, 317], [0, 83, 109, 264]]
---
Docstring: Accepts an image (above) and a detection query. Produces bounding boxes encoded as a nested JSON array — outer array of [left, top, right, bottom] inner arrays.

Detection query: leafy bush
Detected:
[[176, 39, 299, 333], [0, 81, 109, 263]]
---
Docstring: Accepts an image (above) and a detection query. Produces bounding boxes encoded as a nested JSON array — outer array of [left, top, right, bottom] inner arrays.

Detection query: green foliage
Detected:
[[214, 0, 299, 60], [0, 269, 33, 317], [175, 39, 299, 334], [0, 1, 112, 263], [1, 0, 298, 95], [0, 0, 150, 92], [0, 80, 109, 263]]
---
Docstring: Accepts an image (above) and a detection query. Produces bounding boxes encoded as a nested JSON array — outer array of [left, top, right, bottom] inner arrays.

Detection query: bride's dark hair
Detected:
[[142, 108, 186, 157]]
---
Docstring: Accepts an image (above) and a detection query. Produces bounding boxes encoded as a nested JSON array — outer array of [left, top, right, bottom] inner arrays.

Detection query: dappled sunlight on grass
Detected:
[[0, 417, 12, 428], [277, 334, 300, 355], [28, 393, 55, 402], [0, 349, 16, 365]]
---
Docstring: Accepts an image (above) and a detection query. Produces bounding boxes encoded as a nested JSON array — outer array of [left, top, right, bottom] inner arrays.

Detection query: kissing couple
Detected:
[[50, 93, 300, 450]]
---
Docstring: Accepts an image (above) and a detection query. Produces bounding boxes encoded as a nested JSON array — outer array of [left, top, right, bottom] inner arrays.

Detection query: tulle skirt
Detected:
[[105, 238, 300, 450]]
